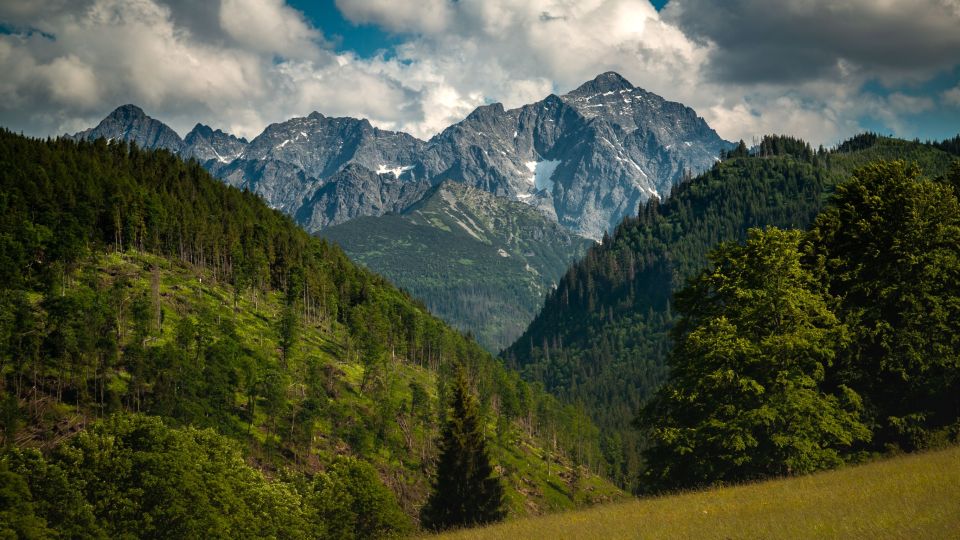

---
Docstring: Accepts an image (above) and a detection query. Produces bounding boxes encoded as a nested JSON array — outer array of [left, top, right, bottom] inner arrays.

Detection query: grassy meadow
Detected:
[[436, 445, 960, 539]]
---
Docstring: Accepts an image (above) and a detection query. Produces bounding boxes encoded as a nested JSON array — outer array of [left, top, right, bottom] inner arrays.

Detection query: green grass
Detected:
[[435, 445, 960, 539]]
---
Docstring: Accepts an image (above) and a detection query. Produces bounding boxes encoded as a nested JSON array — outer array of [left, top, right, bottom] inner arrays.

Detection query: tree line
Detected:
[[639, 160, 960, 490], [503, 133, 960, 491], [0, 130, 606, 535]]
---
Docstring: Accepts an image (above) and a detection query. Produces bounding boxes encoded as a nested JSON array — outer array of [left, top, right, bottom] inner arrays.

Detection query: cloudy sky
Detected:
[[1, 0, 958, 146]]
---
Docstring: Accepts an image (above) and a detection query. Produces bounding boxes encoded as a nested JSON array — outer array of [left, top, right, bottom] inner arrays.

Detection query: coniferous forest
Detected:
[[1, 129, 959, 536], [0, 131, 618, 538], [504, 135, 960, 491]]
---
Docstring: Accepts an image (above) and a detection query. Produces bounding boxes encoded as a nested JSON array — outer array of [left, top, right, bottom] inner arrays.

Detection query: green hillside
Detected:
[[437, 445, 960, 540], [321, 181, 592, 353], [0, 131, 620, 537], [503, 135, 960, 490]]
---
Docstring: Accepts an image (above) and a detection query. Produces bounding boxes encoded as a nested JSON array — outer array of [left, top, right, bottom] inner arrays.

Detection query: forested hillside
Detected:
[[320, 181, 592, 353], [503, 134, 960, 490], [0, 131, 620, 537]]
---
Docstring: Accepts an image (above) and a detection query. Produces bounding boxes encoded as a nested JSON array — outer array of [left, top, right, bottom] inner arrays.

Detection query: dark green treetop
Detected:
[[639, 228, 870, 491], [421, 368, 505, 530], [807, 160, 960, 449]]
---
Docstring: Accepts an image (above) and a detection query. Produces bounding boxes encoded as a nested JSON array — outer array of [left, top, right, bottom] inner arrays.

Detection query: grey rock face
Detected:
[[73, 104, 185, 153], [412, 72, 731, 239], [73, 72, 730, 240], [238, 112, 426, 181], [208, 158, 318, 214], [183, 124, 248, 164], [294, 164, 432, 231]]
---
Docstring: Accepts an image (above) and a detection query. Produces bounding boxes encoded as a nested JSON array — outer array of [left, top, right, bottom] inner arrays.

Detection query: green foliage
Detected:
[[0, 129, 618, 533], [0, 461, 55, 539], [304, 456, 412, 539], [55, 414, 308, 538], [639, 229, 870, 491], [422, 369, 506, 531], [807, 160, 960, 449], [638, 159, 960, 491], [321, 182, 592, 353], [503, 134, 959, 491], [3, 447, 102, 538], [1, 415, 413, 539]]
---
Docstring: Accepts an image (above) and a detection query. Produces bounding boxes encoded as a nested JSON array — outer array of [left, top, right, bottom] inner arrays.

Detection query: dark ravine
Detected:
[[72, 72, 731, 241]]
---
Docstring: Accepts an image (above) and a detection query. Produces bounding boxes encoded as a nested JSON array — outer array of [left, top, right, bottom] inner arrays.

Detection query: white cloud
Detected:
[[37, 54, 100, 107], [943, 86, 960, 108], [219, 0, 322, 59], [334, 0, 452, 34], [0, 0, 957, 147]]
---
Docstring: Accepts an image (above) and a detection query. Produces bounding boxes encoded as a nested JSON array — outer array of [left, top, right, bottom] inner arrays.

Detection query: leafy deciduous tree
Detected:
[[639, 228, 870, 491]]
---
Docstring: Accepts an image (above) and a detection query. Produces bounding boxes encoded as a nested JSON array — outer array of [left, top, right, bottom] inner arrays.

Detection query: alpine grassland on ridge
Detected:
[[434, 445, 960, 540]]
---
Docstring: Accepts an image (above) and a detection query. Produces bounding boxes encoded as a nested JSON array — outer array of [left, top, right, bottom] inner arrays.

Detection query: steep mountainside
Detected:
[[182, 123, 248, 163], [502, 135, 960, 490], [74, 103, 185, 153], [320, 182, 592, 352], [72, 72, 730, 240], [0, 131, 621, 532], [295, 164, 433, 229]]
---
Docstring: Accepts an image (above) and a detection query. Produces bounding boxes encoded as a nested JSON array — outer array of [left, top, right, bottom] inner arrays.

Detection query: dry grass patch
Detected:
[[436, 445, 960, 539]]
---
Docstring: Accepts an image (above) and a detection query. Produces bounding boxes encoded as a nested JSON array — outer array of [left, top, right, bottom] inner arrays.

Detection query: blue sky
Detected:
[[286, 0, 960, 143], [291, 0, 672, 57], [0, 0, 957, 146], [288, 1, 401, 57]]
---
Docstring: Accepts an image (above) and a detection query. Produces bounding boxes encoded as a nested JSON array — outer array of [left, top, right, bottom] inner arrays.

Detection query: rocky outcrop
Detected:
[[73, 73, 731, 240]]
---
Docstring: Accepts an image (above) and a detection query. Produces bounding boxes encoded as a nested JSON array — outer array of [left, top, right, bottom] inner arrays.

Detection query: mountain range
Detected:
[[72, 72, 730, 241], [72, 72, 731, 350]]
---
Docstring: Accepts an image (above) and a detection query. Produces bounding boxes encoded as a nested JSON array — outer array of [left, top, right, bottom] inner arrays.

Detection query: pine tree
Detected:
[[421, 368, 505, 531]]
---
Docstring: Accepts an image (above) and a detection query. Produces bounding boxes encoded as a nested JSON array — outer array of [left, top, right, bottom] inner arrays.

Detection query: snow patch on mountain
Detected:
[[376, 164, 414, 178], [527, 160, 560, 192]]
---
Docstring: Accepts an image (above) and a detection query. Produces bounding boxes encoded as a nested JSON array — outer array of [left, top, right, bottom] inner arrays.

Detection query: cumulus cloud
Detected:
[[0, 0, 957, 146], [663, 0, 960, 85], [944, 86, 960, 108], [219, 0, 322, 59], [334, 0, 452, 34]]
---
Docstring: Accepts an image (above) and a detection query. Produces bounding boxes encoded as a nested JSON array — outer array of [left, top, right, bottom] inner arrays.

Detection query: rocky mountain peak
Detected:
[[74, 104, 184, 153], [108, 104, 149, 122], [185, 123, 214, 139], [183, 123, 248, 164], [466, 102, 507, 121], [567, 71, 634, 97]]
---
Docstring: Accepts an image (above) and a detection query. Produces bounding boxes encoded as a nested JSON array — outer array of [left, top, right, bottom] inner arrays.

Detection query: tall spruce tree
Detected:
[[421, 368, 505, 531]]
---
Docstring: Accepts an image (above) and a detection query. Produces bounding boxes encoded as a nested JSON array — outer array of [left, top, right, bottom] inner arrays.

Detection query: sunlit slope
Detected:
[[437, 445, 960, 539]]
